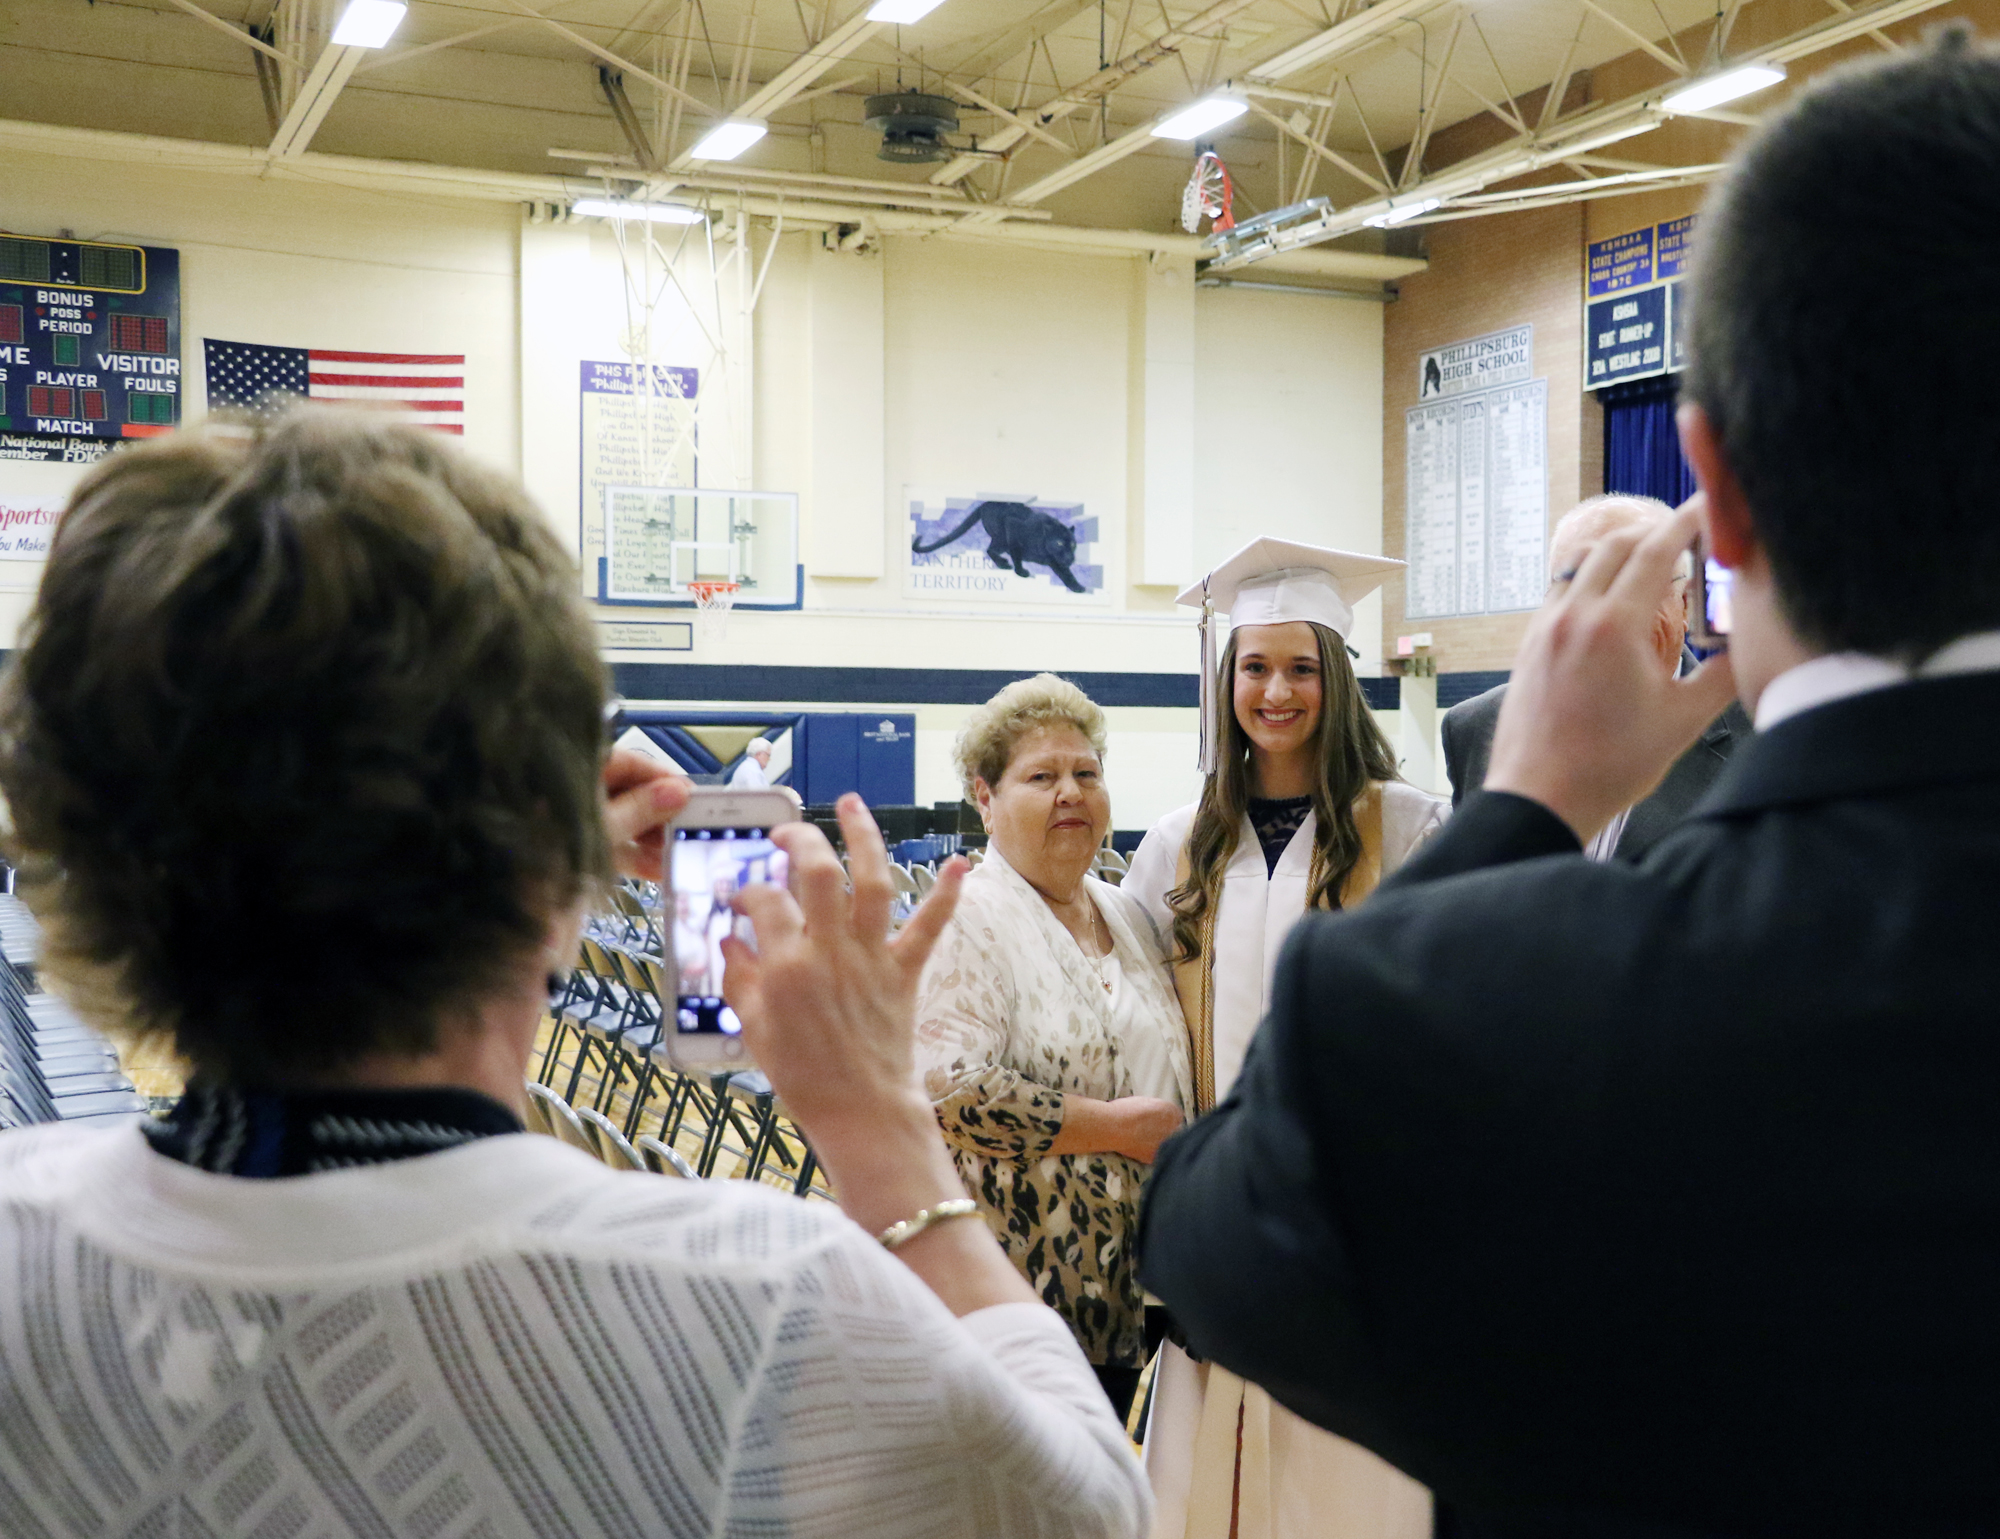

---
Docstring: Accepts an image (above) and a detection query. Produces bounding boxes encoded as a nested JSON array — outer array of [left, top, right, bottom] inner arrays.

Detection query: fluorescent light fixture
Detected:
[[866, 0, 948, 20], [330, 0, 406, 48], [571, 199, 706, 225], [1151, 96, 1249, 141], [688, 120, 768, 162], [1662, 63, 1785, 115], [1364, 197, 1442, 228]]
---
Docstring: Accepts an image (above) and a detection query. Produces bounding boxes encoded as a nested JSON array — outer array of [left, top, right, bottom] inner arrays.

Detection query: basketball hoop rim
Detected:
[[688, 580, 740, 610]]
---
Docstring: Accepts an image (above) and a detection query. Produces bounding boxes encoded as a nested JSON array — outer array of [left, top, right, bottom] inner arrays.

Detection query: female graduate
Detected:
[[1123, 537, 1448, 1539]]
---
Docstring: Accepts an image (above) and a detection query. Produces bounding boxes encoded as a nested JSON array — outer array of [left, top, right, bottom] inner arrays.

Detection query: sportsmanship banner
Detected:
[[0, 233, 181, 438], [1584, 215, 1694, 390]]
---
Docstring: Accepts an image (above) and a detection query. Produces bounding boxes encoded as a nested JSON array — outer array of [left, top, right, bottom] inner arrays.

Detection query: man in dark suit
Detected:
[[1443, 496, 1751, 863], [1141, 32, 2000, 1539]]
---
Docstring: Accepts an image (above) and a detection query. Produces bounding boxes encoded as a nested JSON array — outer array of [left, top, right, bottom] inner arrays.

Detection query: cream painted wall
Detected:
[[2, 157, 1391, 828], [1, 147, 520, 644], [1193, 283, 1389, 678], [2, 149, 520, 465]]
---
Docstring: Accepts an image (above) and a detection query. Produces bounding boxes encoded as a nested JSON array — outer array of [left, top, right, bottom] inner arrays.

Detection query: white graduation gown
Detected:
[[1123, 781, 1447, 1539]]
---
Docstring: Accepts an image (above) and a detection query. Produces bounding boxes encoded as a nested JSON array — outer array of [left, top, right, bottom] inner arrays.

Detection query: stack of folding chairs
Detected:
[[0, 895, 145, 1129], [532, 882, 829, 1197]]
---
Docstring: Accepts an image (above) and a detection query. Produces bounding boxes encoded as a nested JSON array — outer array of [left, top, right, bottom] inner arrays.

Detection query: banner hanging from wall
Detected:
[[0, 442, 112, 582], [0, 233, 181, 440], [1405, 321, 1548, 623], [1417, 324, 1533, 401], [903, 489, 1106, 605], [1585, 215, 1694, 389], [578, 360, 698, 597]]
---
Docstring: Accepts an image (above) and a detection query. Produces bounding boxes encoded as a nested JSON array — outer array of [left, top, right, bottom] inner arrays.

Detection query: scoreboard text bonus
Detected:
[[0, 234, 181, 440]]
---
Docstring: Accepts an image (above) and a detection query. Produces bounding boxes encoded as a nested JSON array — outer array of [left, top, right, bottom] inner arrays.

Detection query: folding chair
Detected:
[[635, 1134, 697, 1178], [525, 1082, 597, 1155], [560, 936, 645, 1105], [576, 1104, 646, 1171], [520, 1080, 554, 1136], [592, 944, 665, 1123]]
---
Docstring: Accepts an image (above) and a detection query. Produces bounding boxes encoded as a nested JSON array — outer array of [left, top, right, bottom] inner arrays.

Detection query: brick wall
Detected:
[[1381, 203, 1600, 673]]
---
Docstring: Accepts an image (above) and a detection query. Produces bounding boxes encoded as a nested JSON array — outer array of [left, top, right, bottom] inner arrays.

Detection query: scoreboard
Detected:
[[0, 233, 181, 440]]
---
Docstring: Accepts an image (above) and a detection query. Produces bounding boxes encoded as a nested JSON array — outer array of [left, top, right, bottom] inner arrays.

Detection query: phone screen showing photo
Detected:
[[667, 828, 789, 1036], [1702, 556, 1734, 636]]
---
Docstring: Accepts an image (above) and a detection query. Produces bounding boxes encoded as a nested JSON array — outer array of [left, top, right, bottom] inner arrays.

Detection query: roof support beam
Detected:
[[957, 0, 1455, 213], [1241, 97, 1386, 194], [927, 0, 1264, 187], [1398, 12, 1464, 189], [165, 0, 300, 67], [269, 40, 364, 159], [1573, 0, 1691, 76], [503, 0, 709, 114], [1209, 0, 1962, 271], [707, 4, 882, 126], [1244, 0, 1452, 83]]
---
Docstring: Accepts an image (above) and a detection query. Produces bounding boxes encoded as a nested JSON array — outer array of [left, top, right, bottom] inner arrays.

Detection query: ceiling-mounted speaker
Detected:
[[864, 92, 960, 163]]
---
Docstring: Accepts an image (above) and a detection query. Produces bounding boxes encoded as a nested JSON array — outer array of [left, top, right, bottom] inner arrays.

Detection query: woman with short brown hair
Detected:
[[0, 414, 1149, 1539]]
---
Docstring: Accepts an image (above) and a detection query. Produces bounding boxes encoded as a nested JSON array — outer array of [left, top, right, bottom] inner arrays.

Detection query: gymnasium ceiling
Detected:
[[0, 0, 1980, 274]]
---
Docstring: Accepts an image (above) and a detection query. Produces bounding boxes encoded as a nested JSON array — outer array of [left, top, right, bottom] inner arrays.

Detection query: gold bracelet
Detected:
[[878, 1197, 981, 1251]]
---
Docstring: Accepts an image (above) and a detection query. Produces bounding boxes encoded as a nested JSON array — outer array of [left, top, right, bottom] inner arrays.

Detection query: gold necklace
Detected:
[[1037, 881, 1113, 988]]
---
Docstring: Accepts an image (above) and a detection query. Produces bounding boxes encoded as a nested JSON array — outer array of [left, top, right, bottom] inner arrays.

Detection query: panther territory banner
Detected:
[[902, 488, 1106, 606]]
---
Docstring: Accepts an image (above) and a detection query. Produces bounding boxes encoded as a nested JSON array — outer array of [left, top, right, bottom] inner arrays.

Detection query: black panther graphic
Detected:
[[1422, 355, 1444, 397], [911, 500, 1088, 593]]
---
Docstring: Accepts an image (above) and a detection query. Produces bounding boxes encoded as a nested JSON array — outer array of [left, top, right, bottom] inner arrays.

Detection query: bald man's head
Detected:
[[1549, 495, 1691, 673]]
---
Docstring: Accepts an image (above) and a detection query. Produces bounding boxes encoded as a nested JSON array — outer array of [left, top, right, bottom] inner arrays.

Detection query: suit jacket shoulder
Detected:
[[1440, 684, 1506, 807]]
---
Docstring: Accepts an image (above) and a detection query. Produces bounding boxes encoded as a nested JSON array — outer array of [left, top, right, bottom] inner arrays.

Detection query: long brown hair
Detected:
[[1166, 623, 1399, 963]]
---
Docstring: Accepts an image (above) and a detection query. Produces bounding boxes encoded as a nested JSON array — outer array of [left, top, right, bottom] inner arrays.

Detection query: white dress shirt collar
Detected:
[[1755, 630, 2000, 732]]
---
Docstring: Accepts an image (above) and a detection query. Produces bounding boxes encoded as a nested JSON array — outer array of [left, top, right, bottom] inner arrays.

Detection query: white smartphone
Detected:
[[661, 786, 799, 1070]]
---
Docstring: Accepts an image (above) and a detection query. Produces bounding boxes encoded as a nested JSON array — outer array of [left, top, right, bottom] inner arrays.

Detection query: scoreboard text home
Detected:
[[0, 234, 181, 439]]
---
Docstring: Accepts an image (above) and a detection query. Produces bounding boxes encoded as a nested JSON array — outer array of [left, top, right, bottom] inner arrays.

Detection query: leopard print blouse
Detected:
[[914, 848, 1193, 1368]]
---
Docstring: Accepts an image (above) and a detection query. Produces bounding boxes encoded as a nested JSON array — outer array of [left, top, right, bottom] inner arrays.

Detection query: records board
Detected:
[[1405, 374, 1548, 621]]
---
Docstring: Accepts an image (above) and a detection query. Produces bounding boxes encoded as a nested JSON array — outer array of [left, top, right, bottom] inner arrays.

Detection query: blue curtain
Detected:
[[1602, 375, 1695, 504]]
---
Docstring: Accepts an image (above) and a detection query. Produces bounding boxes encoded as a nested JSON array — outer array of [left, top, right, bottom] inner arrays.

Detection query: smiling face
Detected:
[[974, 724, 1110, 894], [1232, 622, 1326, 769]]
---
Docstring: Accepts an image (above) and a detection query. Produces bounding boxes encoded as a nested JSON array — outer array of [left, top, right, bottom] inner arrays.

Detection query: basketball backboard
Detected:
[[600, 486, 801, 609]]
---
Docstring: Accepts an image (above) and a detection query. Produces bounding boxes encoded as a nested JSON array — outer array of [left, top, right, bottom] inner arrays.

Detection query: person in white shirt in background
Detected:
[[1124, 538, 1446, 1539], [730, 736, 773, 787], [0, 411, 1149, 1539]]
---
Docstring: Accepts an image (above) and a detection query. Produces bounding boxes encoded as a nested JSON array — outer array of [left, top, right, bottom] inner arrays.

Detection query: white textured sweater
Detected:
[[0, 1123, 1150, 1538]]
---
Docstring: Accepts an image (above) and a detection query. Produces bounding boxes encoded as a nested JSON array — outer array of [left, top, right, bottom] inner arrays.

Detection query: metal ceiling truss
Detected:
[[130, 0, 1950, 275], [1193, 0, 1965, 270]]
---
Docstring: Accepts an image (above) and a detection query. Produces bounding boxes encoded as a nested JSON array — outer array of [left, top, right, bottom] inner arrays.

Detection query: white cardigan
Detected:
[[0, 1122, 1150, 1538]]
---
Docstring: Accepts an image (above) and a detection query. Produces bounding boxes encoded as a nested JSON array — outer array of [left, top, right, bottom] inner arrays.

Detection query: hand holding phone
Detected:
[[663, 787, 799, 1070], [1690, 541, 1733, 647]]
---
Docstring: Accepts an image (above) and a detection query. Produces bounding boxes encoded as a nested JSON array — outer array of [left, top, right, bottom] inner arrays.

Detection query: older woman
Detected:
[[915, 673, 1192, 1419], [0, 416, 1148, 1538]]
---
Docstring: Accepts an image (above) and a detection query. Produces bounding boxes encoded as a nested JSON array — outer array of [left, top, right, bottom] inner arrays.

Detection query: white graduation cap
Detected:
[[1178, 537, 1405, 774]]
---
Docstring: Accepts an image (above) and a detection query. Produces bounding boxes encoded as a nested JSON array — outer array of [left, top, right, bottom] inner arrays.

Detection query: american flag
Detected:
[[203, 339, 464, 434]]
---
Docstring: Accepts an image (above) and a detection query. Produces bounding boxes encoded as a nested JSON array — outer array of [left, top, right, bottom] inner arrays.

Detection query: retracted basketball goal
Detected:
[[1180, 151, 1236, 235]]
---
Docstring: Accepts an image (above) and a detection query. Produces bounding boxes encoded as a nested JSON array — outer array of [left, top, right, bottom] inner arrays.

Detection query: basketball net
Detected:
[[689, 580, 738, 649]]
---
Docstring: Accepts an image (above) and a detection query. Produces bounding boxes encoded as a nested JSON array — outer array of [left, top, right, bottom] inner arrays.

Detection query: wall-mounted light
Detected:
[[330, 0, 407, 48], [1151, 96, 1248, 142], [688, 121, 768, 162], [571, 199, 706, 224], [1662, 63, 1785, 115], [866, 0, 948, 21], [1364, 197, 1442, 228]]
